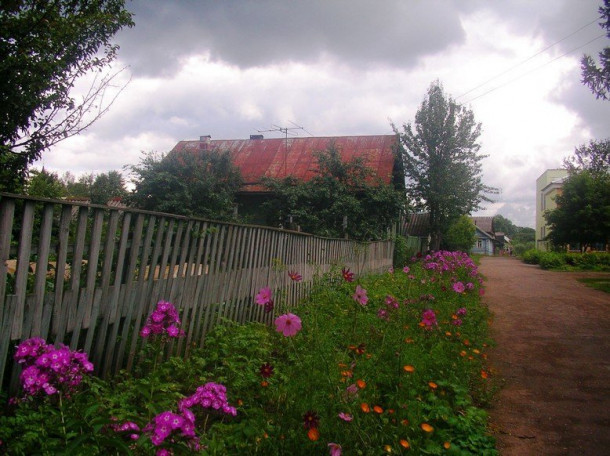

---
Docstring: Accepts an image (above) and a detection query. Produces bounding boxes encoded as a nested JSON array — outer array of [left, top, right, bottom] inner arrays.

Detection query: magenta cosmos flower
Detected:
[[341, 268, 354, 282], [452, 281, 466, 293], [352, 285, 368, 306], [288, 270, 303, 282], [274, 313, 302, 337], [255, 287, 272, 305], [328, 442, 342, 456]]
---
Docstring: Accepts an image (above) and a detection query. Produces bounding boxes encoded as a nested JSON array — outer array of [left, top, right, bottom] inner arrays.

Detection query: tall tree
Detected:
[[127, 150, 243, 221], [262, 145, 407, 240], [581, 0, 610, 100], [442, 215, 476, 252], [393, 81, 497, 250], [544, 170, 610, 249], [26, 168, 66, 198], [563, 138, 610, 175], [0, 0, 134, 191], [90, 170, 128, 204]]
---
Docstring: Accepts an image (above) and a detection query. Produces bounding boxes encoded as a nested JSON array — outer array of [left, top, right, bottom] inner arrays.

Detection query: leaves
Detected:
[[393, 81, 498, 249]]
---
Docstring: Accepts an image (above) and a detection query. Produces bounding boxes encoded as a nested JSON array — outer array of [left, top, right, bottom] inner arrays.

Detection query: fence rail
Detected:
[[0, 193, 393, 392]]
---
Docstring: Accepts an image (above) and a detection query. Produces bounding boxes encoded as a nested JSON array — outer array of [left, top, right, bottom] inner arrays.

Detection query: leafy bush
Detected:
[[538, 252, 566, 270], [393, 234, 409, 268], [521, 249, 543, 264]]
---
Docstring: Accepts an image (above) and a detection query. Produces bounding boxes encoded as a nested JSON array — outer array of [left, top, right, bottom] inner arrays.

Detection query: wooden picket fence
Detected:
[[0, 193, 393, 392]]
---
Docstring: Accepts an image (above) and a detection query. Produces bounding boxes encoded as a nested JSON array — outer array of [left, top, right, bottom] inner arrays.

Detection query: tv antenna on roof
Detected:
[[257, 122, 313, 175]]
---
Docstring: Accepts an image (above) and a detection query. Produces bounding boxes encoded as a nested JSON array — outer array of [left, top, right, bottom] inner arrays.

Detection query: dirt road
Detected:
[[479, 256, 610, 456]]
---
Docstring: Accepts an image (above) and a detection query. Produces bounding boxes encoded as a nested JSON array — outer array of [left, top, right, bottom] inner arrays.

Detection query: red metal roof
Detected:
[[171, 135, 399, 192]]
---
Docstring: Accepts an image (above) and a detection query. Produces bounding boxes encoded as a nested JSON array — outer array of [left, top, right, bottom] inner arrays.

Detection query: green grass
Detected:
[[577, 277, 610, 294]]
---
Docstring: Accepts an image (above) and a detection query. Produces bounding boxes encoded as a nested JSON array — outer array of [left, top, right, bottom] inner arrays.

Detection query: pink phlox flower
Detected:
[[338, 412, 353, 422], [456, 307, 467, 316], [274, 313, 302, 337], [328, 442, 342, 456], [288, 270, 303, 282], [451, 318, 463, 326], [466, 282, 474, 290], [352, 285, 368, 306], [402, 266, 410, 273], [388, 267, 394, 274], [452, 281, 466, 293], [255, 286, 272, 305]]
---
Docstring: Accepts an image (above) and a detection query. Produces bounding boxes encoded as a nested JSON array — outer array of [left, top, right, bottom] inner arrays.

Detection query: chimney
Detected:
[[199, 135, 211, 150]]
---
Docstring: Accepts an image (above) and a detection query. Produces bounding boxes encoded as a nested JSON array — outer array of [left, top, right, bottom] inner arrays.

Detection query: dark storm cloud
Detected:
[[117, 0, 467, 75]]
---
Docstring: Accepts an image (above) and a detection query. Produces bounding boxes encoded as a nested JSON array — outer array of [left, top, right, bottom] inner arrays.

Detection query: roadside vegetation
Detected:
[[0, 251, 497, 455], [521, 249, 610, 272]]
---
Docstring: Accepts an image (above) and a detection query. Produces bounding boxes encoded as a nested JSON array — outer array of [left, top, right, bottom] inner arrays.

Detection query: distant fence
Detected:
[[0, 193, 393, 392]]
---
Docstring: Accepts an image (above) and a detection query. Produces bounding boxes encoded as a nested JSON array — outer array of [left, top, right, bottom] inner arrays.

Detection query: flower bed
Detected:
[[0, 251, 497, 455]]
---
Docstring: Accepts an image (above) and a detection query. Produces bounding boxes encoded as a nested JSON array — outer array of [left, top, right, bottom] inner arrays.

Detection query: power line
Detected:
[[461, 33, 605, 104], [456, 16, 603, 101]]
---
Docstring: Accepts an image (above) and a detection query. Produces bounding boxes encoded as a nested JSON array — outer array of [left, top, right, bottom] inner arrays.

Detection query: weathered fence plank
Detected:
[[0, 193, 393, 393]]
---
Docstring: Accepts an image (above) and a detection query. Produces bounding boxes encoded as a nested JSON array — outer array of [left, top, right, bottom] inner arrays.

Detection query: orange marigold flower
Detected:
[[473, 349, 480, 354], [384, 445, 392, 453], [443, 441, 451, 449], [260, 380, 269, 387], [428, 381, 438, 389], [401, 419, 409, 426], [387, 408, 395, 414], [463, 339, 470, 346], [403, 365, 415, 373], [307, 428, 319, 441], [341, 370, 353, 378], [481, 370, 489, 379], [445, 331, 452, 336], [360, 403, 370, 413], [459, 350, 467, 357], [338, 362, 348, 368], [405, 337, 414, 344], [373, 405, 383, 414], [420, 423, 434, 433], [400, 439, 410, 449], [356, 379, 366, 389]]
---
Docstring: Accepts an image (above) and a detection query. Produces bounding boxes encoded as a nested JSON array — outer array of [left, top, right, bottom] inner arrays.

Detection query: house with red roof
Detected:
[[170, 134, 404, 224]]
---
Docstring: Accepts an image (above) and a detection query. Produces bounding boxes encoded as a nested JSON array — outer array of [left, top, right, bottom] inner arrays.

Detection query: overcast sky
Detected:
[[37, 0, 610, 228]]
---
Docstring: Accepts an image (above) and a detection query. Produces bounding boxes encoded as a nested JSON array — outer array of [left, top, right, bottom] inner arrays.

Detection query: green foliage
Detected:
[[442, 215, 476, 252], [521, 250, 610, 271], [128, 149, 243, 221], [0, 0, 134, 190], [1, 256, 498, 454], [393, 235, 410, 268], [544, 170, 610, 248], [581, 0, 610, 99], [564, 139, 610, 175], [262, 144, 407, 240], [90, 171, 128, 205], [521, 249, 543, 264], [26, 168, 66, 199], [393, 81, 497, 250]]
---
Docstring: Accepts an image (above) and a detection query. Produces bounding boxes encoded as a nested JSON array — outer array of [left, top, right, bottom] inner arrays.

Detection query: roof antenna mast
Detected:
[[257, 122, 309, 175]]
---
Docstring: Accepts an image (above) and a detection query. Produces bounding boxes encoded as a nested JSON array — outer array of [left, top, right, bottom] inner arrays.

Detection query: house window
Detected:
[[477, 240, 483, 248]]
